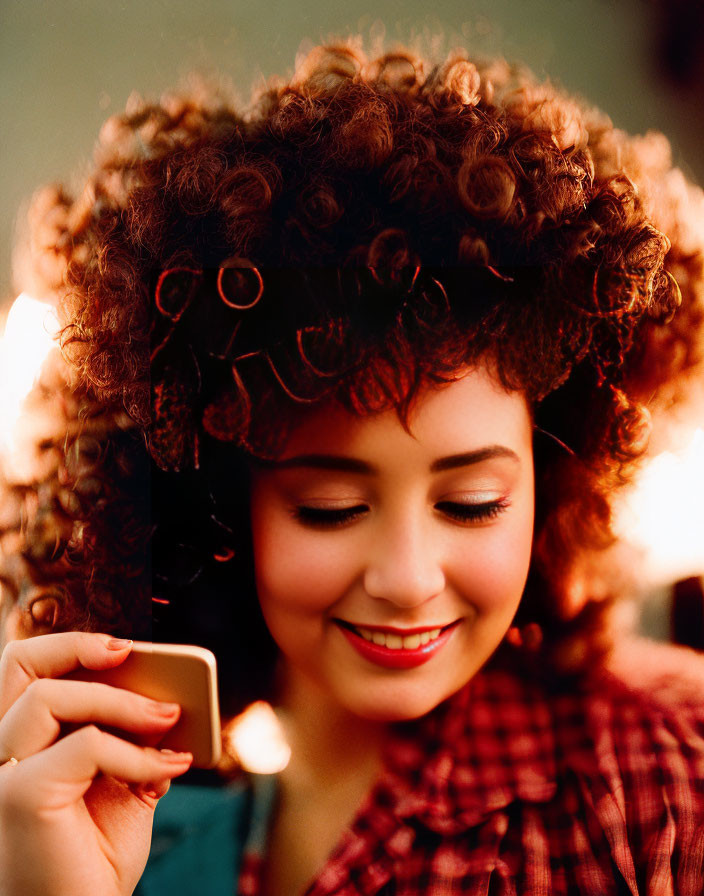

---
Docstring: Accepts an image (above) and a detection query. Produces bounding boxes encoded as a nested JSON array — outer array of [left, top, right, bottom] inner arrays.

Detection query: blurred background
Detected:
[[1, 0, 703, 648]]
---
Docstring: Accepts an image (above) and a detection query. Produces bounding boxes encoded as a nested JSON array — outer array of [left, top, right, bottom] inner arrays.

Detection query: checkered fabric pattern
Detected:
[[237, 660, 704, 895]]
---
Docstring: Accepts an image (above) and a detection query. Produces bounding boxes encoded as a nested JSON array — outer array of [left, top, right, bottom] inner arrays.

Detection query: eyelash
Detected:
[[293, 505, 368, 528], [434, 500, 510, 523], [293, 500, 509, 529]]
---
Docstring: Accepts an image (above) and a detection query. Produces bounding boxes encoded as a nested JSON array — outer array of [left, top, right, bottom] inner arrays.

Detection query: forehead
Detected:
[[280, 365, 533, 461]]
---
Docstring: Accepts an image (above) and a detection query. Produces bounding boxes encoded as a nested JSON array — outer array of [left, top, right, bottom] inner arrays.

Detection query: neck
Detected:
[[275, 663, 388, 791]]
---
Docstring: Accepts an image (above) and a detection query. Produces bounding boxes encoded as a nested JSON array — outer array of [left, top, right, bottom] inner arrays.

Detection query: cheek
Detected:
[[453, 511, 534, 614], [251, 509, 356, 616]]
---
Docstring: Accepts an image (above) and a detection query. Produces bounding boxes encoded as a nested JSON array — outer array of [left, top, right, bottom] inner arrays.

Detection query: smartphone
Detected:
[[66, 642, 222, 768]]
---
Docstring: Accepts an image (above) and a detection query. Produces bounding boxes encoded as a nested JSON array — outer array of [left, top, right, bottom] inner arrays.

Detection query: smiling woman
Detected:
[[1, 38, 704, 896], [250, 366, 534, 724], [245, 367, 539, 891]]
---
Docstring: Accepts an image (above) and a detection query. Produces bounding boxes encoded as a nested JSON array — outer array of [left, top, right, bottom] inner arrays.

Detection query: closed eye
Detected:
[[293, 500, 509, 528], [293, 505, 369, 528], [435, 499, 509, 524]]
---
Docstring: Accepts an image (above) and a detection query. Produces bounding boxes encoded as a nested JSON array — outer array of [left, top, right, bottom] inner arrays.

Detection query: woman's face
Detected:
[[250, 364, 534, 721]]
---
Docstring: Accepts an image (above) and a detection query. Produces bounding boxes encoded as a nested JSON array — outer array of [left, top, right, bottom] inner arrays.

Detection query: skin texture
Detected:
[[251, 365, 535, 725]]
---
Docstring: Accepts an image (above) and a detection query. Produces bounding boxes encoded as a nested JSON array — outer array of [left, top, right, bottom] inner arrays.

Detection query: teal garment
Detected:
[[135, 775, 277, 896], [135, 782, 250, 896]]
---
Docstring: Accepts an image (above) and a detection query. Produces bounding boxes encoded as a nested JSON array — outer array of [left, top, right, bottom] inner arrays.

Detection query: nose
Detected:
[[363, 512, 446, 608]]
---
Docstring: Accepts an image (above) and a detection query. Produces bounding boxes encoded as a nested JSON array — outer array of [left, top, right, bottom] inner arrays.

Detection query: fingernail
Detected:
[[106, 638, 133, 650], [160, 749, 192, 762], [150, 701, 180, 717]]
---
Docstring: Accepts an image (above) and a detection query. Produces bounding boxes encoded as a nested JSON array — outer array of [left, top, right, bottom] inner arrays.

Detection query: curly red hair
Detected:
[[12, 43, 704, 704], [0, 353, 152, 645]]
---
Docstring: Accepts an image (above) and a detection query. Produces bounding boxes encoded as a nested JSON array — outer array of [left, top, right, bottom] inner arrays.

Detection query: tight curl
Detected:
[[0, 355, 151, 643], [17, 42, 704, 704]]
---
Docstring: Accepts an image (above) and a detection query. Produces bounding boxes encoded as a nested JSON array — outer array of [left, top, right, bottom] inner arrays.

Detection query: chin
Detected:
[[341, 682, 462, 723]]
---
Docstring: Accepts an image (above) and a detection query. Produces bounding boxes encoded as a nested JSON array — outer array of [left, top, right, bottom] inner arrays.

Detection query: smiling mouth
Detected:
[[335, 620, 459, 651]]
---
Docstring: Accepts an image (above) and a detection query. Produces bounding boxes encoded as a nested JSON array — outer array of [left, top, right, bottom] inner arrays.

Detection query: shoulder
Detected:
[[582, 638, 704, 759], [485, 647, 704, 892], [372, 657, 704, 893], [432, 647, 704, 777], [551, 639, 704, 894], [605, 636, 704, 709], [550, 638, 704, 784]]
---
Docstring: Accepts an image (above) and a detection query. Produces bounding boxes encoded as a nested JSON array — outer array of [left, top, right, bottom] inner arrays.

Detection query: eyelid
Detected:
[[435, 497, 511, 524], [292, 503, 369, 528], [292, 498, 368, 510], [438, 490, 503, 504]]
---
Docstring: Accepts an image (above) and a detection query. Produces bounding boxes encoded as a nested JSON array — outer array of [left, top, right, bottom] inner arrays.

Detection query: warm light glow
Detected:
[[614, 427, 704, 584], [0, 294, 60, 454], [224, 700, 291, 774]]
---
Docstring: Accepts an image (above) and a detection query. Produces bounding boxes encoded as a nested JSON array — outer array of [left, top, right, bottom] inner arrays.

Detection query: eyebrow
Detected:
[[430, 447, 520, 472], [261, 446, 520, 474]]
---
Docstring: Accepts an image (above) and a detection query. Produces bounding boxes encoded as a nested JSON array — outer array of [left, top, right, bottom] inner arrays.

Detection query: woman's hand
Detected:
[[0, 632, 193, 896]]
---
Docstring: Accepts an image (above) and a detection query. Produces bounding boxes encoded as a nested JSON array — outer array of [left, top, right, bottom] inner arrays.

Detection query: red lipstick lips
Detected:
[[336, 621, 459, 669]]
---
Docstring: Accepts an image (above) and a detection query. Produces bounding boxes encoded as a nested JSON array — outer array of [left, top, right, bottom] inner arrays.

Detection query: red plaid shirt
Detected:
[[238, 644, 704, 896]]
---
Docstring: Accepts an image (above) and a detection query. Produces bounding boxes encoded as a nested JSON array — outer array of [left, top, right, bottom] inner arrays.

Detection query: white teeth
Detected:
[[353, 626, 445, 649]]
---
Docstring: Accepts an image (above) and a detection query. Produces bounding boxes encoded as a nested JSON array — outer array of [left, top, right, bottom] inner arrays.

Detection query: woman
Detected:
[[1, 41, 703, 895]]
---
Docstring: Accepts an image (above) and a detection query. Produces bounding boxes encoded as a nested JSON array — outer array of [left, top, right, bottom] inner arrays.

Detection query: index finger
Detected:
[[0, 632, 133, 718]]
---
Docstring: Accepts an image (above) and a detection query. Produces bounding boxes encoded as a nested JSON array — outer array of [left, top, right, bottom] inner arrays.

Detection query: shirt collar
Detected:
[[378, 664, 559, 834]]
